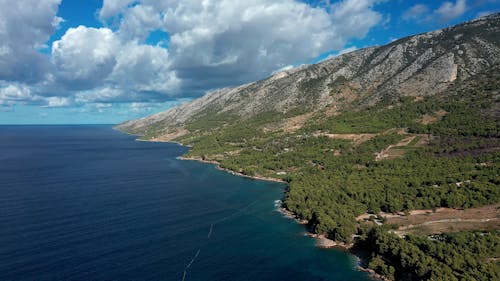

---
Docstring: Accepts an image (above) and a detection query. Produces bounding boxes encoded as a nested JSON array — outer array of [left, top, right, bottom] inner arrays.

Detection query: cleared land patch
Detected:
[[313, 132, 378, 145], [385, 204, 500, 236], [419, 109, 448, 125], [151, 128, 189, 142], [375, 134, 430, 161]]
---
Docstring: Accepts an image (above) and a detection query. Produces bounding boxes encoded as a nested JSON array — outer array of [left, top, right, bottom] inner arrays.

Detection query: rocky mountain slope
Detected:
[[118, 14, 500, 281], [118, 13, 500, 138]]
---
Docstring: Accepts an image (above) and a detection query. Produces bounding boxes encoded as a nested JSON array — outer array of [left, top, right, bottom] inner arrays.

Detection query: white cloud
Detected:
[[50, 25, 180, 100], [476, 10, 497, 17], [330, 0, 383, 38], [100, 0, 382, 93], [162, 0, 342, 90], [116, 4, 162, 41], [0, 84, 34, 101], [320, 46, 359, 61], [98, 0, 137, 21], [110, 43, 180, 93], [44, 96, 71, 107], [95, 103, 113, 108], [271, 65, 296, 75], [129, 102, 153, 112], [436, 0, 468, 21], [52, 26, 119, 89], [337, 46, 359, 56], [0, 82, 69, 107], [402, 0, 469, 23], [1, 0, 384, 108], [0, 0, 62, 82], [80, 87, 121, 102], [402, 4, 430, 21]]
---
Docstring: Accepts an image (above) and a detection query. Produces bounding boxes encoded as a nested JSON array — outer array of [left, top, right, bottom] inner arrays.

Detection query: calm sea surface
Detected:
[[0, 125, 370, 281]]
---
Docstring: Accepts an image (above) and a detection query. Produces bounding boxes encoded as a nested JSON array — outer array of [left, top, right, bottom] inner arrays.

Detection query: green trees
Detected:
[[359, 227, 500, 281], [171, 68, 500, 280], [368, 255, 395, 279]]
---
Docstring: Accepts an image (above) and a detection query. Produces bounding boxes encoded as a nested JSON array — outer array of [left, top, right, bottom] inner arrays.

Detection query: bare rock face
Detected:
[[118, 13, 500, 137]]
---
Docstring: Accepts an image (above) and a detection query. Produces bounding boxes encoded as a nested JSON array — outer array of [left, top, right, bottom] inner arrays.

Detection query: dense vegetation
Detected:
[[170, 69, 499, 280], [358, 227, 500, 280]]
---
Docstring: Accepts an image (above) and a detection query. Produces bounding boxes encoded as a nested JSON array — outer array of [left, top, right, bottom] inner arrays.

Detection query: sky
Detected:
[[0, 0, 498, 124]]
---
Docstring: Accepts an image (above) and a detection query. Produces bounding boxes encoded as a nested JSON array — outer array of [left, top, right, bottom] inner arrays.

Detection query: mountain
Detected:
[[118, 13, 500, 139], [118, 14, 500, 281]]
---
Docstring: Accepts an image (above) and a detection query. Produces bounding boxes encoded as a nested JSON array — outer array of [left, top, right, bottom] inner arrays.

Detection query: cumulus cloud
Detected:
[[403, 0, 469, 23], [109, 43, 179, 94], [330, 0, 383, 38], [44, 96, 71, 107], [0, 84, 34, 102], [436, 0, 468, 21], [0, 0, 62, 82], [2, 0, 384, 109], [0, 82, 69, 108], [100, 0, 383, 93], [402, 4, 430, 21], [49, 25, 180, 101], [98, 0, 137, 22], [52, 26, 120, 89], [116, 4, 162, 41]]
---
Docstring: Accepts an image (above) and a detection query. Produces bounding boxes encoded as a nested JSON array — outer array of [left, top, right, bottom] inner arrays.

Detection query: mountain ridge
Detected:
[[118, 13, 500, 138], [117, 14, 500, 281]]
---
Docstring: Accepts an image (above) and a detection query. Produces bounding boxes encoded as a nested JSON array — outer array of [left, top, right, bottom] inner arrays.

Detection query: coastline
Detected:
[[178, 156, 287, 184], [132, 135, 383, 280], [180, 155, 384, 281], [276, 203, 386, 281]]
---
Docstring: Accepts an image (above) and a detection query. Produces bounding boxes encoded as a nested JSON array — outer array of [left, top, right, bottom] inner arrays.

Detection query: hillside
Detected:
[[118, 14, 500, 281], [118, 13, 500, 139]]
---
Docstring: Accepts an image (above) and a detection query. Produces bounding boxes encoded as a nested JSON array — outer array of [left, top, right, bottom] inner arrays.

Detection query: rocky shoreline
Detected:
[[178, 156, 287, 184], [275, 202, 386, 281], [135, 137, 385, 280]]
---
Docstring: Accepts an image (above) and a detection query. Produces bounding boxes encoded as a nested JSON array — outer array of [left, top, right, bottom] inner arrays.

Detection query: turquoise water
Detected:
[[0, 125, 371, 280]]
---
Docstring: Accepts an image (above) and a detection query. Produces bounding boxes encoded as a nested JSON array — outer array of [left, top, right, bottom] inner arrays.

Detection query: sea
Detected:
[[0, 125, 371, 281]]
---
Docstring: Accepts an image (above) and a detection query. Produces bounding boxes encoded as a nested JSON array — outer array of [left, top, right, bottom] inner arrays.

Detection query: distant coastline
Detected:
[[178, 156, 287, 184]]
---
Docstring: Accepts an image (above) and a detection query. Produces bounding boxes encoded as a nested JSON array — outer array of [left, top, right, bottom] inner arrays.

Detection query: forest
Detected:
[[171, 70, 500, 279]]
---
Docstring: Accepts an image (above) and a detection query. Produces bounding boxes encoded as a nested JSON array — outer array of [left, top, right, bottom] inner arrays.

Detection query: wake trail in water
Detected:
[[213, 199, 261, 224], [181, 249, 200, 281], [207, 224, 214, 239], [181, 198, 262, 280]]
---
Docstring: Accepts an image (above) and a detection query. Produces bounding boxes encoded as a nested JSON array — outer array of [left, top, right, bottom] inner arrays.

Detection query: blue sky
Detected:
[[0, 0, 498, 124]]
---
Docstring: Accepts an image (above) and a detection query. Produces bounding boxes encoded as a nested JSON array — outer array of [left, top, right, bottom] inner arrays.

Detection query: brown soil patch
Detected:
[[420, 110, 448, 125], [385, 204, 500, 236], [313, 132, 377, 145], [414, 135, 431, 147], [225, 149, 241, 156], [375, 136, 415, 161], [436, 109, 447, 117], [394, 135, 416, 147], [151, 128, 189, 142], [421, 114, 439, 125], [262, 112, 315, 133], [324, 105, 340, 117], [383, 128, 408, 135], [375, 134, 430, 161], [283, 112, 315, 132], [394, 219, 499, 236], [388, 204, 500, 225]]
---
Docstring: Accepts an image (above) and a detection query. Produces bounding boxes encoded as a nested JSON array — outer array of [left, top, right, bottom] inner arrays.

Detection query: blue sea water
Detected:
[[0, 125, 371, 281]]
